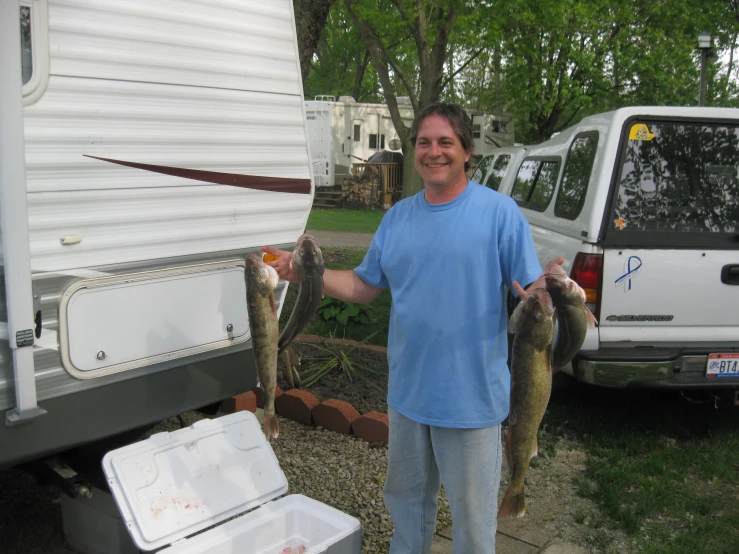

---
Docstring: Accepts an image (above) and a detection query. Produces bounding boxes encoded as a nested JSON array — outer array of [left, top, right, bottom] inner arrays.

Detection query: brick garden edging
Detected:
[[222, 334, 390, 444]]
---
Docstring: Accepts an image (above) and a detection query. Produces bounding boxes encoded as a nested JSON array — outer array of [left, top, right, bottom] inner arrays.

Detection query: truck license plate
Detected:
[[706, 353, 739, 378]]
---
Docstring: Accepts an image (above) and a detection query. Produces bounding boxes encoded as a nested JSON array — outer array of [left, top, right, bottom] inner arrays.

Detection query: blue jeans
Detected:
[[383, 407, 503, 554]]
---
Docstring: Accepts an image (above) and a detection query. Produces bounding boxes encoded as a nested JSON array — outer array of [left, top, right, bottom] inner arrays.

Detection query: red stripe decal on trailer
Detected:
[[84, 155, 311, 194]]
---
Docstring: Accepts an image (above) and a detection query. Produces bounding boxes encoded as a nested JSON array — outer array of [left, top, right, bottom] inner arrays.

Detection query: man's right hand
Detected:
[[261, 246, 302, 284]]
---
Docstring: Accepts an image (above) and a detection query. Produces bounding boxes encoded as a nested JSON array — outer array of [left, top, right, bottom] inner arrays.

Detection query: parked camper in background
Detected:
[[305, 97, 516, 187], [0, 0, 314, 471], [304, 96, 414, 187], [486, 107, 739, 393], [468, 112, 516, 166]]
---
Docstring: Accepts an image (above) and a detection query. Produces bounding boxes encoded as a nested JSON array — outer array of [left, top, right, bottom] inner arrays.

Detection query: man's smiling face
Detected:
[[414, 114, 471, 192]]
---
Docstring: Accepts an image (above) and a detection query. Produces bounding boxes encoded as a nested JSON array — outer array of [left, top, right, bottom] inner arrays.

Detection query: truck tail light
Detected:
[[570, 253, 603, 323]]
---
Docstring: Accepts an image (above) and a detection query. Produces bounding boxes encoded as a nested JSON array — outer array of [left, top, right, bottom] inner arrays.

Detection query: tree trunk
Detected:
[[344, 0, 459, 198], [401, 136, 423, 198], [293, 0, 337, 85]]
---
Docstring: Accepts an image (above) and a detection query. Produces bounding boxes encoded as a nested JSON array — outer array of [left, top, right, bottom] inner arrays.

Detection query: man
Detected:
[[264, 103, 554, 553]]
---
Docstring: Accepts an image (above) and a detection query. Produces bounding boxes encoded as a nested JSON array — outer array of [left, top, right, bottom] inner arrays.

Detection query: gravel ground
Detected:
[[0, 404, 627, 554], [0, 410, 454, 554]]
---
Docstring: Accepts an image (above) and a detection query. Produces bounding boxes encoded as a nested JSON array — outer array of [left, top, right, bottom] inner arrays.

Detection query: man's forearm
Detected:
[[323, 268, 381, 304]]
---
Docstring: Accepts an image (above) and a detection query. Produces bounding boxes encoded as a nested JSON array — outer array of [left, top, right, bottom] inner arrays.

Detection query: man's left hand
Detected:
[[512, 257, 565, 298]]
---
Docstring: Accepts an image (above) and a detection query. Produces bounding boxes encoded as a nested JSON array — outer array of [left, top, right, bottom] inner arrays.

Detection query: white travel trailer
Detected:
[[304, 96, 415, 187], [468, 111, 516, 166], [0, 0, 313, 470]]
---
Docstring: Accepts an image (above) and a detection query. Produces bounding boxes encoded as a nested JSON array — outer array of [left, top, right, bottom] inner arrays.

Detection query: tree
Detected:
[[304, 2, 383, 103], [344, 0, 486, 197], [499, 0, 729, 143], [293, 0, 338, 86]]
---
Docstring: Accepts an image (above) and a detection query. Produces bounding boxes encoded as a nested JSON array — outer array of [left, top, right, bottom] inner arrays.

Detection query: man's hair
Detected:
[[409, 103, 474, 169]]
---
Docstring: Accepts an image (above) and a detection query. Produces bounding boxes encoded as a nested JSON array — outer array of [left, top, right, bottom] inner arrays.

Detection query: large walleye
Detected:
[[277, 234, 325, 387], [245, 253, 280, 440], [543, 262, 598, 369], [499, 288, 555, 519]]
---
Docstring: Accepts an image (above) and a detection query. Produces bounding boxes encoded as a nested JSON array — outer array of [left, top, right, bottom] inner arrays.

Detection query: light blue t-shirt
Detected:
[[354, 181, 541, 428]]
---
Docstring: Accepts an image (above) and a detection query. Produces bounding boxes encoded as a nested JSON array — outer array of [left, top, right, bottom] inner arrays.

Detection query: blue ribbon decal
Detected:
[[615, 256, 642, 290]]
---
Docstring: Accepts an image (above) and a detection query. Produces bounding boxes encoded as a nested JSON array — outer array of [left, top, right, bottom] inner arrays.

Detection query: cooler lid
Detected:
[[102, 411, 288, 551]]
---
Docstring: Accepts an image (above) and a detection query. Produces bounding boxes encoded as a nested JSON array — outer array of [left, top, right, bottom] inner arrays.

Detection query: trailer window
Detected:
[[473, 124, 481, 139], [20, 0, 48, 105], [612, 121, 739, 234], [353, 124, 361, 142], [369, 134, 385, 150], [486, 154, 511, 191], [511, 159, 560, 211], [555, 133, 599, 220]]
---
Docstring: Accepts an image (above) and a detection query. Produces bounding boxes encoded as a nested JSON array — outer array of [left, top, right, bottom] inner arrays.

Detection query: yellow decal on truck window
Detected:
[[629, 124, 655, 141]]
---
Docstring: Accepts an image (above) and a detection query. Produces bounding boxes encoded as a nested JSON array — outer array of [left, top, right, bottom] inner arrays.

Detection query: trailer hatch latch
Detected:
[[16, 329, 34, 347]]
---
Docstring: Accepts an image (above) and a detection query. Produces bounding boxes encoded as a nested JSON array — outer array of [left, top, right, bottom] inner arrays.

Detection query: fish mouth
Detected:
[[527, 287, 554, 313], [264, 264, 279, 288], [297, 233, 317, 245], [543, 262, 567, 280]]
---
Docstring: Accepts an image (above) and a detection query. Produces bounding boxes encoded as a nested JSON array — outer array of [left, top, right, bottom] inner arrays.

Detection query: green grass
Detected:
[[307, 208, 384, 233], [545, 384, 739, 553]]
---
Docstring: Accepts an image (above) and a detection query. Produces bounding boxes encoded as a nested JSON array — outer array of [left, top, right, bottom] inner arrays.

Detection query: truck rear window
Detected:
[[612, 121, 739, 235], [511, 158, 560, 211], [486, 154, 511, 191]]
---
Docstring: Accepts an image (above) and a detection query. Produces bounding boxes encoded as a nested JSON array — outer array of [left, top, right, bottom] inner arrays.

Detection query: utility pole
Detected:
[[698, 32, 711, 106]]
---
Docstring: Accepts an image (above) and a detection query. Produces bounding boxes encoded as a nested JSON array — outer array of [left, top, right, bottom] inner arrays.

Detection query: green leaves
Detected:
[[317, 296, 375, 325]]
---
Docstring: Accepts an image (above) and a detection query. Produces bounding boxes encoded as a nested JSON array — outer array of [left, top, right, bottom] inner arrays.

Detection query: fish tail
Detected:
[[498, 486, 526, 519], [263, 409, 280, 440]]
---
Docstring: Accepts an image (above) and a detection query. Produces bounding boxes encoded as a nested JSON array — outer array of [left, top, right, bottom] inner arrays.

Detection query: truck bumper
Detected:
[[573, 346, 739, 389]]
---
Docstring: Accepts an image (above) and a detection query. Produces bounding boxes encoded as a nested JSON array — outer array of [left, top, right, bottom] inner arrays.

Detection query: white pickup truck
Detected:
[[472, 107, 739, 392]]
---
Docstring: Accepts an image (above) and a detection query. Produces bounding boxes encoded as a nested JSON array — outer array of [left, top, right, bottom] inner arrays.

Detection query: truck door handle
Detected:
[[721, 264, 739, 285]]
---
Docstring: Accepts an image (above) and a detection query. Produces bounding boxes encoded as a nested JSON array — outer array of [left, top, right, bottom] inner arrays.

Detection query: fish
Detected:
[[543, 262, 598, 369], [245, 253, 280, 440], [499, 287, 555, 519], [277, 234, 325, 367]]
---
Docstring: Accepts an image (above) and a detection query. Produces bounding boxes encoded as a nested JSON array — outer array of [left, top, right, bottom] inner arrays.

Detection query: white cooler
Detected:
[[101, 411, 362, 553]]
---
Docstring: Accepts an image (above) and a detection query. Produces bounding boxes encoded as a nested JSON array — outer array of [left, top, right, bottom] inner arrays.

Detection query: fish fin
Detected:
[[505, 426, 514, 469], [280, 350, 293, 389], [498, 487, 526, 519], [280, 347, 301, 389], [530, 436, 538, 460], [268, 294, 277, 316], [291, 363, 301, 388], [263, 411, 280, 440], [583, 306, 598, 327]]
